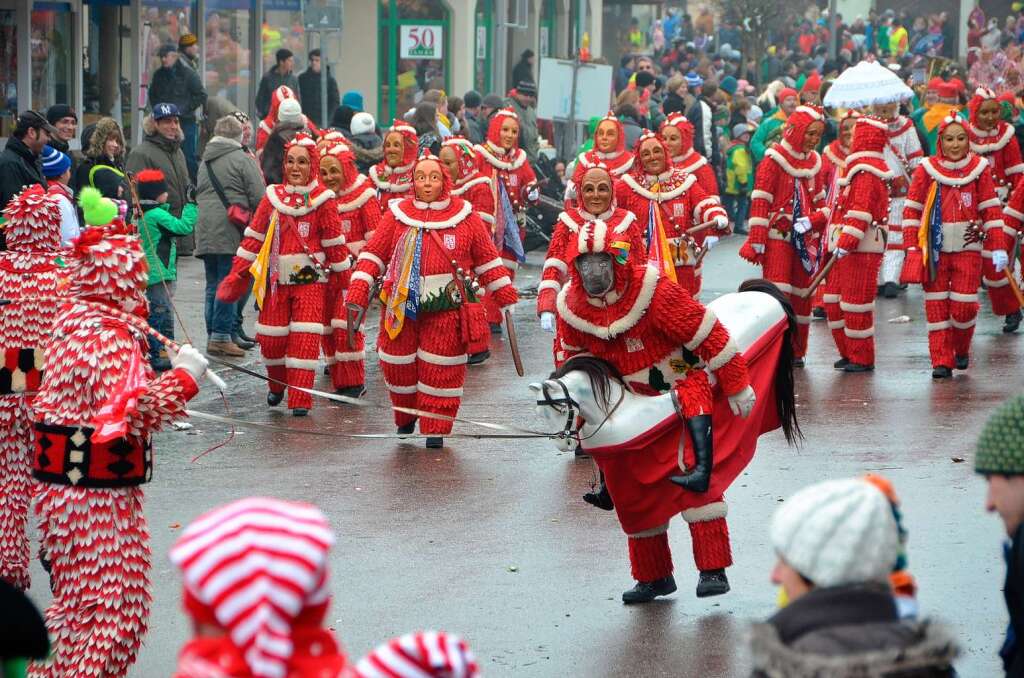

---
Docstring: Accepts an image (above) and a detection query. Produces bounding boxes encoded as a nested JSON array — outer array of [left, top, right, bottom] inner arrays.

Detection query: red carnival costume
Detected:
[[171, 497, 480, 678], [812, 112, 857, 313], [823, 116, 896, 371], [29, 190, 208, 678], [620, 133, 728, 298], [369, 120, 418, 213], [740, 105, 830, 360], [878, 111, 926, 291], [255, 86, 318, 154], [565, 113, 634, 205], [346, 156, 517, 447], [554, 223, 756, 602], [662, 114, 724, 205], [442, 137, 496, 360], [217, 134, 350, 413], [0, 187, 64, 591], [318, 140, 381, 397], [901, 113, 1010, 378]]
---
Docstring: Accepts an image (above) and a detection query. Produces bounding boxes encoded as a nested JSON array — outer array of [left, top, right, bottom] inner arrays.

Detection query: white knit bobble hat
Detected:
[[770, 478, 899, 588], [277, 98, 303, 124], [350, 112, 376, 136]]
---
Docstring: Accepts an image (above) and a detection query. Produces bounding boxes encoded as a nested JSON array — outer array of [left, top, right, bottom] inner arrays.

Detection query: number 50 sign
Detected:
[[400, 25, 443, 60]]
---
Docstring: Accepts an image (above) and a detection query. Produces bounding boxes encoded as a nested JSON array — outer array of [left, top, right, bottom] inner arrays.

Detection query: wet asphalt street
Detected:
[[24, 236, 1022, 676]]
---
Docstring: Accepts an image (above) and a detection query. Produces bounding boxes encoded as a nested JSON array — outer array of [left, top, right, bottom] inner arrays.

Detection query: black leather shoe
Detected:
[[932, 366, 953, 379], [583, 480, 615, 511], [397, 423, 416, 435], [1004, 311, 1022, 334], [335, 385, 366, 398], [833, 357, 849, 369], [323, 365, 330, 376], [844, 362, 874, 373], [489, 323, 503, 335], [812, 306, 827, 319], [696, 569, 730, 598], [955, 355, 970, 370], [883, 282, 900, 298], [792, 358, 805, 368], [671, 415, 712, 493], [467, 350, 490, 365], [235, 327, 255, 343], [292, 408, 308, 417], [267, 391, 284, 406], [231, 333, 255, 350], [622, 575, 677, 604], [425, 437, 444, 448]]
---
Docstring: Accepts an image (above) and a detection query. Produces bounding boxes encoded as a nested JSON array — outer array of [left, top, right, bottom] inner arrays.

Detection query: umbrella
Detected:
[[823, 60, 914, 108]]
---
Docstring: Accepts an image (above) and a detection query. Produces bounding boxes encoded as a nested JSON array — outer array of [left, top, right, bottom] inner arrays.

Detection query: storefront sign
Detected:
[[400, 25, 443, 60], [476, 26, 486, 60]]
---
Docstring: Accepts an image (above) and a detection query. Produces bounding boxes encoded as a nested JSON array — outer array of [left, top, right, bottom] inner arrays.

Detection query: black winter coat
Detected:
[[148, 61, 207, 122], [0, 136, 46, 214], [1003, 523, 1024, 677], [297, 67, 340, 129]]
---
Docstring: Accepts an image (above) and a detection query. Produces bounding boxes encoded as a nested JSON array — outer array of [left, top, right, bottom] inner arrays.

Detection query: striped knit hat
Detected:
[[355, 631, 479, 677], [976, 393, 1024, 476], [169, 497, 335, 678]]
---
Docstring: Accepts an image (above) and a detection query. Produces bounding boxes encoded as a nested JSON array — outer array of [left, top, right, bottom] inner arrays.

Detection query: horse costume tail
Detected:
[[738, 278, 803, 445]]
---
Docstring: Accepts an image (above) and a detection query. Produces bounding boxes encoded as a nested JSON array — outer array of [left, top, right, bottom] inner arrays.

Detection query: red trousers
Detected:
[[761, 240, 814, 358], [627, 502, 732, 582], [674, 265, 702, 299], [823, 253, 882, 366], [322, 280, 365, 390], [923, 251, 982, 368], [255, 283, 325, 410], [376, 310, 468, 435]]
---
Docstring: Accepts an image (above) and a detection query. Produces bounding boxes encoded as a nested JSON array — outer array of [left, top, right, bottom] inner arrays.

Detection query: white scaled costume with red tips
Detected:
[[369, 120, 418, 213], [29, 192, 207, 678], [901, 113, 1010, 373], [0, 186, 65, 591], [620, 132, 728, 298], [739, 105, 829, 359], [346, 156, 518, 439], [319, 139, 381, 394], [554, 224, 755, 597], [662, 114, 723, 203], [823, 116, 896, 369], [878, 110, 926, 288], [969, 87, 1024, 197], [217, 133, 350, 412], [255, 86, 318, 154]]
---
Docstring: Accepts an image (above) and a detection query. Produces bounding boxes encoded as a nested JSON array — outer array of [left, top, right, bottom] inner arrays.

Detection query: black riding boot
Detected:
[[583, 472, 615, 510], [671, 414, 712, 493]]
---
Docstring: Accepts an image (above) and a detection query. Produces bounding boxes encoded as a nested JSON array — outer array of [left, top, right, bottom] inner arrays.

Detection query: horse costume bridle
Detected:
[[536, 377, 625, 443]]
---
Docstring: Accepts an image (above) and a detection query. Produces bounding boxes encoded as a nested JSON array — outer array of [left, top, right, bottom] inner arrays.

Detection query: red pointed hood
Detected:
[[440, 136, 484, 185], [782, 105, 826, 150], [383, 119, 420, 168], [2, 185, 62, 251], [967, 86, 997, 125], [486, 108, 521, 149], [592, 112, 627, 155], [661, 113, 695, 154], [937, 111, 970, 160], [841, 116, 896, 184]]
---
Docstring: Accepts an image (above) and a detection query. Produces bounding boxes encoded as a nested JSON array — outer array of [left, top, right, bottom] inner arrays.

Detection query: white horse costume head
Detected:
[[532, 280, 802, 451]]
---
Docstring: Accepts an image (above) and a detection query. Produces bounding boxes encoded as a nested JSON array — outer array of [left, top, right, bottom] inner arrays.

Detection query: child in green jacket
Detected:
[[724, 123, 753, 235], [136, 168, 197, 371]]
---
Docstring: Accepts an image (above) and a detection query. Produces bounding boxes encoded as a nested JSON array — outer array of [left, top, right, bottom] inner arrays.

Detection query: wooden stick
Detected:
[[1007, 269, 1024, 308], [801, 255, 838, 299], [686, 220, 717, 236]]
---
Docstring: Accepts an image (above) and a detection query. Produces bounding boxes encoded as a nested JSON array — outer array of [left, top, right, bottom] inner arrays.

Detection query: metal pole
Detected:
[[566, 54, 579, 161], [827, 0, 838, 59], [320, 32, 329, 130]]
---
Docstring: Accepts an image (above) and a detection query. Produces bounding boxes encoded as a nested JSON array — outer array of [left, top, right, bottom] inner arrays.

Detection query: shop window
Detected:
[[32, 3, 74, 112], [140, 0, 195, 113], [83, 4, 132, 134], [261, 0, 306, 77], [204, 2, 252, 110], [0, 10, 15, 136], [378, 0, 450, 121]]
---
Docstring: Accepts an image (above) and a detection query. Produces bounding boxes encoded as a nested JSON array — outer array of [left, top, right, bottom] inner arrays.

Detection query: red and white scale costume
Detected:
[[555, 225, 753, 588], [319, 139, 382, 392], [740, 105, 830, 358], [878, 113, 925, 287], [0, 187, 65, 591], [619, 132, 727, 298], [369, 120, 418, 213], [969, 87, 1024, 317], [255, 86, 319, 155], [29, 219, 202, 678], [564, 113, 635, 207], [346, 156, 517, 436], [444, 137, 496, 357], [902, 113, 1010, 370], [218, 134, 350, 411], [823, 116, 896, 367]]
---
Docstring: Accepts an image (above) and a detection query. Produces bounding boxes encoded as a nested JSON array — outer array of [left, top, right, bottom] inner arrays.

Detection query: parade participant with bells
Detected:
[[0, 186, 66, 591], [564, 112, 634, 205], [620, 132, 728, 298], [345, 154, 518, 449], [544, 215, 759, 603], [29, 188, 209, 678], [537, 164, 645, 343], [740, 105, 830, 365], [217, 133, 350, 415], [370, 120, 419, 212], [901, 112, 1010, 379], [822, 116, 897, 373], [318, 139, 381, 397], [660, 113, 724, 206]]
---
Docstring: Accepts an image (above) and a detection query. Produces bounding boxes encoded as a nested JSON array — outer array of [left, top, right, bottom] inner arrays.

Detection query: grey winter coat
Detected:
[[126, 116, 190, 217], [194, 136, 265, 257], [504, 97, 539, 162]]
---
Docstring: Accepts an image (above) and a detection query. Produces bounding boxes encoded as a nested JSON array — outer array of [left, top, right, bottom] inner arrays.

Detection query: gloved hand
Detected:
[[186, 184, 198, 204], [714, 214, 729, 230], [835, 247, 849, 259], [900, 248, 924, 285], [793, 216, 812, 234], [216, 271, 251, 303], [728, 385, 757, 418], [170, 344, 209, 381], [739, 241, 764, 265], [564, 182, 577, 203], [993, 249, 1010, 273], [704, 235, 719, 250], [540, 311, 556, 333]]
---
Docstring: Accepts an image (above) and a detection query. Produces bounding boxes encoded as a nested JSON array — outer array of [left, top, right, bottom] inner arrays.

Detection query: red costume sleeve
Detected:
[[745, 158, 777, 247], [469, 213, 518, 309], [649, 280, 750, 397], [1004, 134, 1024, 192], [1005, 180, 1024, 232], [217, 196, 274, 302], [346, 212, 397, 309], [537, 221, 569, 316], [807, 171, 830, 232], [317, 198, 353, 279], [355, 198, 383, 254], [835, 173, 882, 252], [901, 166, 929, 249], [978, 167, 1011, 252]]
